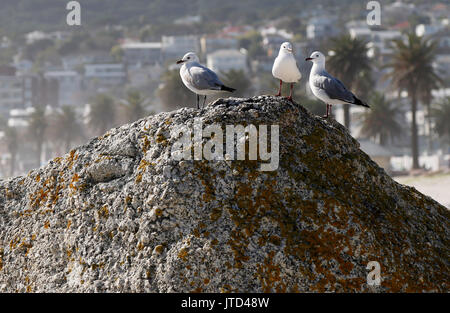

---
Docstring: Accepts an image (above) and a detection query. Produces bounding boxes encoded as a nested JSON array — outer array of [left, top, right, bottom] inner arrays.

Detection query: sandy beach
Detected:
[[395, 173, 450, 209]]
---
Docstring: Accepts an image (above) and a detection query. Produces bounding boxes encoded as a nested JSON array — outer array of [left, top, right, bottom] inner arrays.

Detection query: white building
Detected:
[[416, 23, 446, 37], [306, 17, 337, 40], [44, 70, 83, 106], [206, 49, 248, 74], [433, 55, 450, 81], [200, 36, 239, 55], [162, 35, 200, 60], [121, 42, 162, 67], [84, 64, 127, 88]]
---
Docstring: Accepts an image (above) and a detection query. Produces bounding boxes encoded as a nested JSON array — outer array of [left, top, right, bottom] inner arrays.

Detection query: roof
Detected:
[[121, 42, 162, 49], [207, 49, 245, 58]]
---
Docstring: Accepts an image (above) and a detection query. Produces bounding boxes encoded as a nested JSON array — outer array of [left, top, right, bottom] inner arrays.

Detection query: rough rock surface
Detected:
[[0, 96, 448, 292]]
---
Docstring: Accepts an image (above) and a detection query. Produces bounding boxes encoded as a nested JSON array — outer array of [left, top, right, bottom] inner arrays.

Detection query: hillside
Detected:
[[0, 96, 448, 292]]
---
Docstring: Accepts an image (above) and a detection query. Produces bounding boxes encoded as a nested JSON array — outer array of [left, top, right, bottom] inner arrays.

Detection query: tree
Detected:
[[28, 107, 47, 168], [88, 94, 116, 135], [384, 33, 441, 169], [3, 126, 18, 176], [120, 90, 149, 123], [221, 69, 251, 98], [159, 69, 193, 110], [359, 92, 402, 146], [110, 45, 123, 63], [327, 35, 371, 129], [238, 31, 265, 59], [49, 106, 84, 153]]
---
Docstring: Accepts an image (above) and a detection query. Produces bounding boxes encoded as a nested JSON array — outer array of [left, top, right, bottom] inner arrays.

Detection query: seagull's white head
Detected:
[[176, 52, 199, 65], [305, 51, 326, 65], [279, 42, 293, 54]]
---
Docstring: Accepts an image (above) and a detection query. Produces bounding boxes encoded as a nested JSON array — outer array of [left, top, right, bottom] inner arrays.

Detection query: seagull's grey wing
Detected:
[[187, 64, 224, 90], [313, 72, 355, 103]]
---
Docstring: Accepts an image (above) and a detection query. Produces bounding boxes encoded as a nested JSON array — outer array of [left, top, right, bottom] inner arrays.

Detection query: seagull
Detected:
[[306, 51, 369, 118], [176, 52, 236, 109], [272, 42, 302, 101]]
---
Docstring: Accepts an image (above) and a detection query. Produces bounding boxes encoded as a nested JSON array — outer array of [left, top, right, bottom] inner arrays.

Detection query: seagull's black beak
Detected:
[[176, 60, 184, 64], [305, 57, 313, 61]]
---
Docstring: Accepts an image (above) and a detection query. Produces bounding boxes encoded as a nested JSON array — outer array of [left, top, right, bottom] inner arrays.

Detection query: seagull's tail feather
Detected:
[[353, 96, 369, 108], [221, 85, 236, 93]]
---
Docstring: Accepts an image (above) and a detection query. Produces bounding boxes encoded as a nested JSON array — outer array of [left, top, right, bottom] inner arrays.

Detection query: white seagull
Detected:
[[272, 42, 302, 101], [176, 52, 235, 109], [306, 51, 369, 118]]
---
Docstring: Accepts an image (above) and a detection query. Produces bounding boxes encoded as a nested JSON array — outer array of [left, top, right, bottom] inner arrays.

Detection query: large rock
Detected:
[[0, 96, 448, 292]]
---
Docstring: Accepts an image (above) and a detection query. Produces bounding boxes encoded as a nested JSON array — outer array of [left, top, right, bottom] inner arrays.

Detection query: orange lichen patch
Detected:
[[256, 251, 286, 293], [221, 284, 233, 293], [137, 242, 144, 251], [44, 221, 50, 229], [210, 208, 222, 221], [35, 174, 41, 182], [191, 287, 203, 293], [156, 133, 168, 145], [142, 135, 151, 153], [154, 245, 164, 254], [66, 149, 77, 169], [203, 278, 210, 285], [67, 220, 72, 229], [98, 205, 109, 219], [29, 175, 65, 208], [178, 248, 188, 261]]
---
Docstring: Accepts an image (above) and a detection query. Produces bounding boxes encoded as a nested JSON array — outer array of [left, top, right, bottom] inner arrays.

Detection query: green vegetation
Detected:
[[359, 92, 402, 146], [384, 33, 441, 169]]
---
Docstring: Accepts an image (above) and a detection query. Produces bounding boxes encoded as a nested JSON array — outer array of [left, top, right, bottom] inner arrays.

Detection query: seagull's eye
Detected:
[[315, 54, 319, 57], [187, 57, 190, 59]]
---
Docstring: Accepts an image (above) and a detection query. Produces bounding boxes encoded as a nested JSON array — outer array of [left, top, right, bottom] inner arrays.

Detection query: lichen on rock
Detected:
[[0, 96, 448, 292]]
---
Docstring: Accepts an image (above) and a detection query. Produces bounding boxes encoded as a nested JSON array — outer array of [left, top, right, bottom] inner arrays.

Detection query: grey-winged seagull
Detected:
[[306, 51, 369, 118], [176, 52, 235, 109], [272, 42, 302, 101]]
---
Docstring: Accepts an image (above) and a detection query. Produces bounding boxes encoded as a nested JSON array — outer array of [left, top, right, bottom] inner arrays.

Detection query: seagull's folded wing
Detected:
[[313, 74, 355, 103], [187, 65, 223, 91]]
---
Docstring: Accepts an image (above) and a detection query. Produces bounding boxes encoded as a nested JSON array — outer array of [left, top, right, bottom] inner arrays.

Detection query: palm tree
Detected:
[[28, 107, 48, 168], [327, 35, 372, 129], [3, 126, 19, 176], [49, 106, 84, 153], [359, 92, 403, 146], [120, 90, 148, 123], [88, 94, 116, 135], [384, 33, 441, 169]]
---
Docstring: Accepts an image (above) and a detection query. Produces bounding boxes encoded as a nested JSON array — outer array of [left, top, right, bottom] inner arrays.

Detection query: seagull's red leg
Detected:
[[323, 104, 329, 118], [275, 80, 282, 96], [287, 83, 294, 101]]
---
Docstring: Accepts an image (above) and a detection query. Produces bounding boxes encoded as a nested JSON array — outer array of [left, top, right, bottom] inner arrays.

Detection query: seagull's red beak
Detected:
[[176, 59, 184, 64], [305, 57, 313, 61]]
